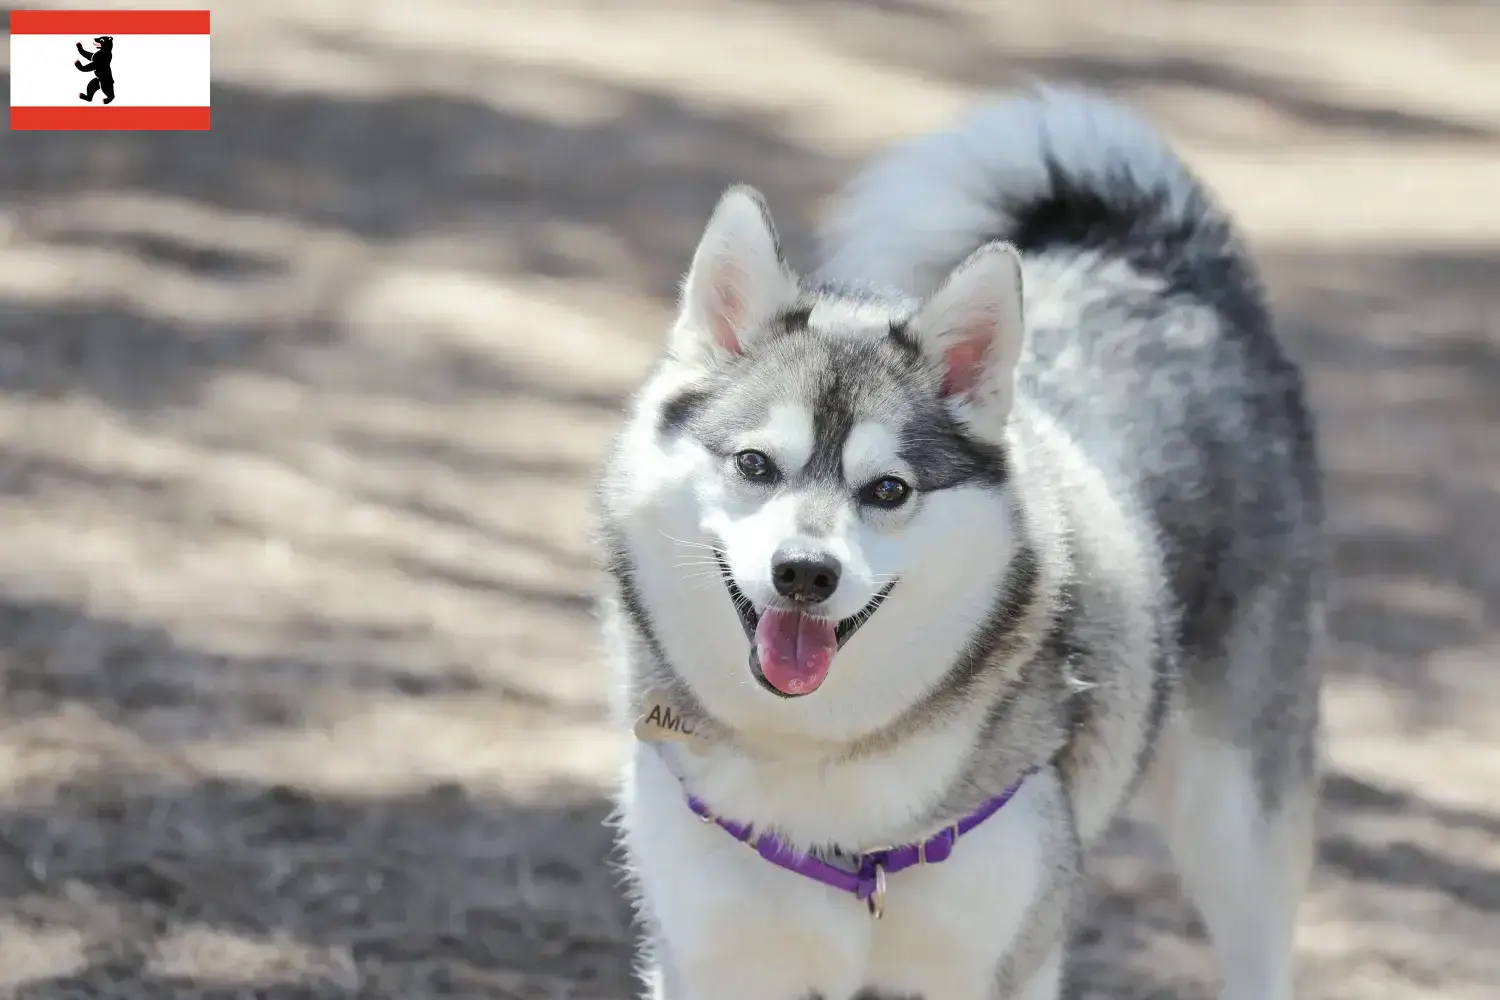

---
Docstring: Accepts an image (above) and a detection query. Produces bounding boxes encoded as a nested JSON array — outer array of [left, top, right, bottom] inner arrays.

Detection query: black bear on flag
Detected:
[[74, 35, 115, 104]]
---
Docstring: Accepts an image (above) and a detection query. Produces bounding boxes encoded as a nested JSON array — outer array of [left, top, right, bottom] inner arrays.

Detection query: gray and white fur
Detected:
[[594, 87, 1324, 1000]]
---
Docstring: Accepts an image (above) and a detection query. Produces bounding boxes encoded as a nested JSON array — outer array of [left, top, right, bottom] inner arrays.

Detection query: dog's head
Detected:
[[610, 186, 1028, 740]]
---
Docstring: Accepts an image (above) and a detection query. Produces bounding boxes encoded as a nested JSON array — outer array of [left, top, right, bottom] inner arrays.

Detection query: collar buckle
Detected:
[[866, 862, 887, 919]]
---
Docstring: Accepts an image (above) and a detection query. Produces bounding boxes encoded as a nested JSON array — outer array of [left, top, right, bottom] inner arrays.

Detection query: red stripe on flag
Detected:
[[10, 106, 211, 131], [9, 9, 210, 35]]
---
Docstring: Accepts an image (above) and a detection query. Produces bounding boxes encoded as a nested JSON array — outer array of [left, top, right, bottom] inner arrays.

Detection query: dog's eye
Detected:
[[860, 476, 910, 509], [734, 450, 777, 482]]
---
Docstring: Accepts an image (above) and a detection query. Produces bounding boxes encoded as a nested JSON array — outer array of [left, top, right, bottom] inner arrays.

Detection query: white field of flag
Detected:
[[9, 9, 211, 131]]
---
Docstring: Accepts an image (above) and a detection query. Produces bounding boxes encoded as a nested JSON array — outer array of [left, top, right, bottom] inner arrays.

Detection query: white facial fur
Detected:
[[613, 391, 1017, 746], [701, 406, 919, 626]]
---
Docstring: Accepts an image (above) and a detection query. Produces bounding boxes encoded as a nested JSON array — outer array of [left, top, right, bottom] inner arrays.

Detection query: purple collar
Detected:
[[685, 777, 1027, 919]]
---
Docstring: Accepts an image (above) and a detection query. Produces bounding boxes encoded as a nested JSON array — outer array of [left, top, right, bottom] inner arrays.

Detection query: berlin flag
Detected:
[[9, 9, 211, 131]]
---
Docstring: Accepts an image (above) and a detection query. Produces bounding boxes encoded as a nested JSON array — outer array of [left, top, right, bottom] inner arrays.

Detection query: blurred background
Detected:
[[0, 1, 1497, 997]]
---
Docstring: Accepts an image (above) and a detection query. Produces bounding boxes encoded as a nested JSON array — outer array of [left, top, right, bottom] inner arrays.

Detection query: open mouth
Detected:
[[715, 550, 896, 699]]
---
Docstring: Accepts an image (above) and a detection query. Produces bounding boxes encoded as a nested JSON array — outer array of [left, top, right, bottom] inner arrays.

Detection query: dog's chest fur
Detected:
[[625, 735, 1073, 1000]]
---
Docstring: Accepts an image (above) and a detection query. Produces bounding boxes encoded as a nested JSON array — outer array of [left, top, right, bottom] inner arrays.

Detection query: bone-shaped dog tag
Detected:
[[633, 688, 710, 755]]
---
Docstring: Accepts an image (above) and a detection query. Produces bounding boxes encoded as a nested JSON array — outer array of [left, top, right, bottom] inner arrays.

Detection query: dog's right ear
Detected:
[[670, 186, 798, 367]]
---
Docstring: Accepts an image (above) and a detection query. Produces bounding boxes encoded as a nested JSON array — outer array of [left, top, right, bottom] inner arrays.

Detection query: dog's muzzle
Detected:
[[714, 550, 896, 698]]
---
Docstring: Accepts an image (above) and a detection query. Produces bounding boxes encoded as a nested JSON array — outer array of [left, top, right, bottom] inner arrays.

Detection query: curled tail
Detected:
[[815, 87, 1242, 304]]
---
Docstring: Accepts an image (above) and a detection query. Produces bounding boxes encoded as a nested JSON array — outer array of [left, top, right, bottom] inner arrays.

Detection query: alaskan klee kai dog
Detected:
[[595, 88, 1323, 1000]]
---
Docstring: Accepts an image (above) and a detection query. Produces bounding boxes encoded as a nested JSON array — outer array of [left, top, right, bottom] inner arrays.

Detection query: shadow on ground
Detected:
[[0, 64, 838, 316], [1267, 248, 1500, 728], [754, 0, 1498, 146], [0, 772, 632, 999]]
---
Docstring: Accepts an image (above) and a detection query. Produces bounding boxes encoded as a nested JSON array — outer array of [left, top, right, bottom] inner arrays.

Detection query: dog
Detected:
[[594, 87, 1324, 1000]]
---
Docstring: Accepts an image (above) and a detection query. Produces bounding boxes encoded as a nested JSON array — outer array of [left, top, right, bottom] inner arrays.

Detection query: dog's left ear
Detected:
[[671, 185, 798, 367], [909, 241, 1025, 432]]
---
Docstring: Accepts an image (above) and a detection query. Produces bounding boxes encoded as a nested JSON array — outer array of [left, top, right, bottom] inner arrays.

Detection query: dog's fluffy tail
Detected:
[[815, 87, 1232, 298]]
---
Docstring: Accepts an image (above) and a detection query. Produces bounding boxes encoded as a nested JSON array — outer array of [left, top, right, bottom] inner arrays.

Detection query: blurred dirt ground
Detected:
[[0, 1, 1497, 997]]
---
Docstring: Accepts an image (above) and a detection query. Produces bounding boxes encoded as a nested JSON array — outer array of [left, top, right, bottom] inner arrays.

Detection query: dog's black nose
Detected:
[[770, 549, 841, 604]]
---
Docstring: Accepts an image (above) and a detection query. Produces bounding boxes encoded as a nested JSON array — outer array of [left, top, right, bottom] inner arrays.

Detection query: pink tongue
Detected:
[[753, 609, 839, 696]]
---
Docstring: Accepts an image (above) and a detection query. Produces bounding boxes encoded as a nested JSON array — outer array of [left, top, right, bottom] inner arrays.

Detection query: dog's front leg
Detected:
[[992, 789, 1083, 1000], [623, 747, 869, 1000], [851, 768, 1080, 1000]]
